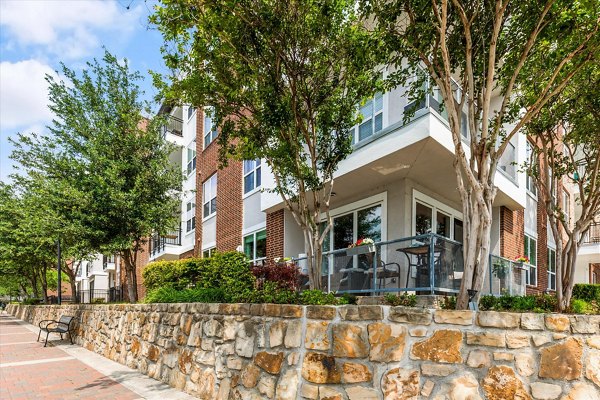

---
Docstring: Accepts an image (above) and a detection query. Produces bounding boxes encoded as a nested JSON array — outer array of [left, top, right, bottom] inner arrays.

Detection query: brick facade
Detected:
[[266, 209, 285, 260], [195, 108, 243, 254], [499, 206, 525, 261]]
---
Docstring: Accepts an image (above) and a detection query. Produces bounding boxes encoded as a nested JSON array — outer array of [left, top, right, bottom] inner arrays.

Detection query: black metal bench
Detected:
[[37, 315, 75, 347]]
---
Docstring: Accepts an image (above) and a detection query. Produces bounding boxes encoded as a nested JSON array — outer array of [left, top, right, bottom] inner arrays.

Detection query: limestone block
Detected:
[[515, 353, 535, 377], [420, 363, 456, 376], [345, 386, 379, 400], [287, 352, 300, 366], [530, 382, 562, 400], [532, 334, 551, 347], [445, 373, 481, 400], [466, 350, 491, 368], [421, 380, 435, 397], [332, 323, 369, 358], [368, 322, 406, 362], [235, 321, 256, 358], [270, 320, 287, 347], [255, 351, 284, 375], [306, 306, 336, 320], [339, 305, 383, 321], [466, 331, 506, 347], [275, 369, 299, 400], [382, 367, 420, 400], [258, 375, 277, 399], [570, 315, 600, 334], [300, 383, 319, 399], [477, 311, 520, 328], [388, 306, 433, 325], [585, 350, 600, 387], [241, 363, 261, 388], [539, 337, 582, 380], [222, 318, 237, 341], [409, 327, 428, 337], [507, 332, 530, 348], [301, 352, 341, 384], [341, 362, 372, 383], [521, 313, 545, 330], [305, 321, 330, 351], [561, 383, 600, 400], [319, 386, 343, 400], [545, 315, 570, 332], [284, 320, 302, 348], [434, 310, 474, 325], [226, 355, 243, 370], [482, 366, 531, 400], [411, 329, 463, 363], [588, 336, 600, 349], [493, 352, 514, 361], [204, 319, 224, 337], [280, 304, 303, 318]]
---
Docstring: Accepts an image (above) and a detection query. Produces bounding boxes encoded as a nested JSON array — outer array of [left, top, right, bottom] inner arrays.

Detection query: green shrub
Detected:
[[572, 284, 600, 302], [199, 251, 256, 302], [249, 281, 299, 304], [299, 290, 347, 305], [384, 293, 417, 307], [478, 294, 557, 313], [143, 258, 209, 291], [92, 298, 106, 304], [143, 287, 225, 304], [440, 296, 457, 310]]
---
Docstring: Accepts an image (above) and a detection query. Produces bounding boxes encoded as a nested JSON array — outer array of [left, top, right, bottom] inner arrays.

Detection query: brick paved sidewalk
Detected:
[[0, 312, 194, 400]]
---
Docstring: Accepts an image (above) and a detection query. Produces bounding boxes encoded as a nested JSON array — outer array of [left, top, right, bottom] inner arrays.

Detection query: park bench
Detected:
[[37, 315, 75, 347]]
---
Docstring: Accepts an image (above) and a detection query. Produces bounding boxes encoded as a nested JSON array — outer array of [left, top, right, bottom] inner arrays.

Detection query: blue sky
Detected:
[[0, 0, 168, 182]]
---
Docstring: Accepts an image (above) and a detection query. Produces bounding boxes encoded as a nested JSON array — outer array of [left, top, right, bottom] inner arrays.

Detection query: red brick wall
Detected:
[[266, 209, 285, 260], [179, 249, 195, 259], [195, 108, 243, 254], [499, 206, 524, 261]]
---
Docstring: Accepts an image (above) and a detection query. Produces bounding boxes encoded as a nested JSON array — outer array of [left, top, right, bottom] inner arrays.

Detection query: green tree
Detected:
[[363, 0, 599, 308], [10, 51, 182, 302], [151, 0, 381, 289], [525, 64, 600, 310]]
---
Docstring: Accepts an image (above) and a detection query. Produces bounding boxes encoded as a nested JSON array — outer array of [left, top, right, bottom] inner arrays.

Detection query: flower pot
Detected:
[[346, 244, 375, 256], [514, 261, 524, 269]]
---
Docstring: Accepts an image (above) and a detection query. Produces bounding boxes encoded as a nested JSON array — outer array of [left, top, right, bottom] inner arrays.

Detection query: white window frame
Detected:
[[187, 106, 196, 121], [203, 108, 218, 149], [202, 174, 217, 219], [524, 234, 538, 286], [202, 247, 215, 258], [562, 191, 570, 223], [412, 190, 463, 241], [547, 246, 556, 291], [186, 139, 196, 176], [243, 159, 262, 195], [525, 141, 538, 197], [354, 91, 384, 143], [243, 229, 267, 264], [185, 198, 196, 233]]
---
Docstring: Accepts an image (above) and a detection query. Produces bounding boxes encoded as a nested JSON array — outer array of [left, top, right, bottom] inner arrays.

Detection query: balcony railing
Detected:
[[583, 222, 600, 244], [293, 233, 529, 296], [150, 228, 182, 257], [74, 287, 124, 304], [161, 115, 183, 138]]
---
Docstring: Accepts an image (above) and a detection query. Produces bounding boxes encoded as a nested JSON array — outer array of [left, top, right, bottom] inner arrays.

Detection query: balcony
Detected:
[[102, 255, 116, 271], [294, 233, 526, 296], [150, 228, 182, 258], [161, 115, 183, 138], [583, 222, 600, 245]]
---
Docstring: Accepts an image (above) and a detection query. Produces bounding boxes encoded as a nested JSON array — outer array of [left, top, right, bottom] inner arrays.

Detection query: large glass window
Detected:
[[243, 159, 261, 194], [525, 142, 537, 196], [244, 230, 267, 263], [186, 199, 196, 232], [204, 108, 218, 148], [414, 199, 461, 241], [547, 247, 556, 291], [187, 106, 196, 120], [186, 140, 196, 175], [356, 92, 383, 143], [202, 247, 215, 258], [524, 235, 537, 286], [330, 205, 382, 250], [203, 174, 217, 218], [453, 219, 464, 243], [415, 202, 433, 236]]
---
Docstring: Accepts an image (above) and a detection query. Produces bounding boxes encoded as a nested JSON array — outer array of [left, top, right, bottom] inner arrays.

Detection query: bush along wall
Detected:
[[7, 303, 600, 400]]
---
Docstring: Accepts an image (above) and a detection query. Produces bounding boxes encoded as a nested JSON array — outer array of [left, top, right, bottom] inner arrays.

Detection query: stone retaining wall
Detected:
[[6, 303, 600, 399]]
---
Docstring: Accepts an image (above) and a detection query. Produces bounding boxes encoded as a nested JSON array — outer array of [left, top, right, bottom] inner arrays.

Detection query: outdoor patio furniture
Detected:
[[37, 315, 75, 347]]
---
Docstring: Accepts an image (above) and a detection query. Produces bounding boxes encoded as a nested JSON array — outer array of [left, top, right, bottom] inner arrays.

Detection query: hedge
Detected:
[[572, 284, 600, 302]]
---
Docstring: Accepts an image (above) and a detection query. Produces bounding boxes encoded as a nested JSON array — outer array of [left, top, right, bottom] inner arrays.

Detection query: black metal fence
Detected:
[[584, 222, 600, 244], [75, 287, 124, 304]]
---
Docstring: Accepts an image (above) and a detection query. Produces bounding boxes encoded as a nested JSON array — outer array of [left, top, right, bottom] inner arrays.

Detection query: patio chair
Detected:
[[37, 315, 75, 347]]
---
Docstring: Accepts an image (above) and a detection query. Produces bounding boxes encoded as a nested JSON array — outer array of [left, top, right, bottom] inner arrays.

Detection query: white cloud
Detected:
[[0, 0, 144, 60], [0, 59, 57, 131]]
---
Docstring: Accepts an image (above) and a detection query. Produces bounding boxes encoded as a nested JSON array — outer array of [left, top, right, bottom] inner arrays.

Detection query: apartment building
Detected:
[[75, 254, 118, 302], [133, 77, 596, 298]]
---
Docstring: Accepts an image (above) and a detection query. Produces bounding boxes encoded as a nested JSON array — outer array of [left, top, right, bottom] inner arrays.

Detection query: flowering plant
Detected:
[[348, 238, 374, 248], [273, 257, 293, 263], [515, 256, 530, 263]]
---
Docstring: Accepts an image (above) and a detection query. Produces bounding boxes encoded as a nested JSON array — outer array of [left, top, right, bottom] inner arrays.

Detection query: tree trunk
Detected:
[[40, 264, 49, 304], [559, 236, 579, 311], [122, 249, 138, 302], [304, 228, 323, 291]]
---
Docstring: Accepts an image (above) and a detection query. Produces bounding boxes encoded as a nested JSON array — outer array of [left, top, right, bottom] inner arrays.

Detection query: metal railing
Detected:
[[484, 255, 528, 296], [161, 115, 183, 137], [150, 228, 182, 257], [74, 287, 124, 304], [583, 222, 600, 244]]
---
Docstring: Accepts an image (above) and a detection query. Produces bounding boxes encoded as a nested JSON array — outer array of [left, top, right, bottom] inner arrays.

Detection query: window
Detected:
[[549, 167, 557, 203], [203, 174, 217, 218], [186, 140, 196, 175], [548, 247, 556, 291], [355, 92, 383, 143], [186, 199, 196, 232], [524, 235, 537, 286], [563, 191, 570, 222], [204, 108, 218, 148], [525, 142, 537, 196], [202, 247, 215, 258], [244, 230, 266, 263], [243, 159, 261, 194], [326, 204, 382, 251], [413, 194, 462, 241], [187, 106, 196, 120]]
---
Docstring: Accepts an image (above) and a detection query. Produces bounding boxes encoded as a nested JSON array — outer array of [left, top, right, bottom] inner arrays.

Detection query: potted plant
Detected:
[[492, 260, 510, 280], [514, 256, 529, 269], [346, 238, 375, 256]]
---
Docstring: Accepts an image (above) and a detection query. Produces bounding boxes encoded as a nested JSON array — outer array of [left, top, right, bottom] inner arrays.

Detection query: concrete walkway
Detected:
[[0, 312, 195, 400]]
